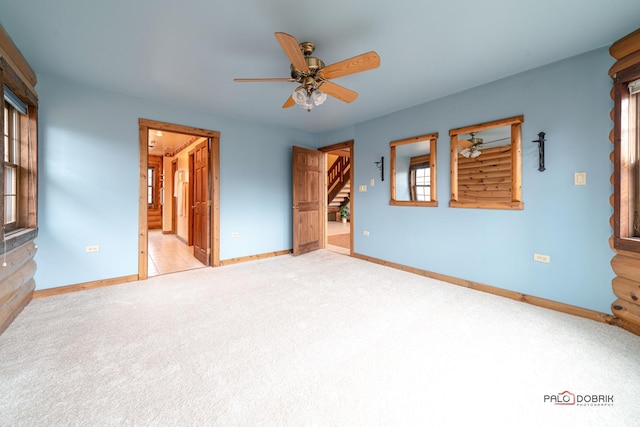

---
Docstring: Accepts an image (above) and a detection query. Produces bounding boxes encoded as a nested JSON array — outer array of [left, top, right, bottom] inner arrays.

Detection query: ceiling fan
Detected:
[[458, 132, 510, 158], [458, 132, 484, 158], [234, 32, 380, 111]]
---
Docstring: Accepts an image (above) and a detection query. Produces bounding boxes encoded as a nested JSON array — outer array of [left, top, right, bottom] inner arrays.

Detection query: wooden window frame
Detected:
[[147, 166, 155, 207], [389, 132, 438, 207], [3, 102, 19, 232], [612, 62, 640, 253], [410, 162, 431, 202], [0, 58, 38, 253], [449, 115, 524, 210]]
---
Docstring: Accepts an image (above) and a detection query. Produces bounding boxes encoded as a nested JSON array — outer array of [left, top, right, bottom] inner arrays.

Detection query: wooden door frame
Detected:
[[138, 119, 221, 280], [318, 140, 354, 256]]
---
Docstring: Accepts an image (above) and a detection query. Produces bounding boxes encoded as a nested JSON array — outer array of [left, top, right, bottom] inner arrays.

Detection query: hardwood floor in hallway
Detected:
[[148, 230, 206, 276], [326, 220, 350, 255]]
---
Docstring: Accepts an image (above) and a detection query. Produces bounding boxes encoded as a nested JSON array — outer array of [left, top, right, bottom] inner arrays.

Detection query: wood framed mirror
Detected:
[[390, 132, 438, 207], [449, 115, 524, 210]]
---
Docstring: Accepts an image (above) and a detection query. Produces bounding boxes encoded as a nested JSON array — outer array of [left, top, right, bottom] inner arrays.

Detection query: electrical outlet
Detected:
[[363, 230, 370, 236], [231, 232, 239, 238], [533, 253, 550, 263], [85, 245, 99, 253], [358, 184, 367, 192]]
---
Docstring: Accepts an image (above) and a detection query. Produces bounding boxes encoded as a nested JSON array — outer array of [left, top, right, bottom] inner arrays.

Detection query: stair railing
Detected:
[[328, 156, 351, 204]]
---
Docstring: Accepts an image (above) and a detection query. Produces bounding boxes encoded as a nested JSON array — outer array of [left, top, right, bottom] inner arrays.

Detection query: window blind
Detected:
[[3, 85, 27, 114]]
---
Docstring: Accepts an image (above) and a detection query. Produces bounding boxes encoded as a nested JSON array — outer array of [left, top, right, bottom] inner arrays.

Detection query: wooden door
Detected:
[[191, 140, 210, 265], [292, 146, 325, 255], [171, 159, 178, 234]]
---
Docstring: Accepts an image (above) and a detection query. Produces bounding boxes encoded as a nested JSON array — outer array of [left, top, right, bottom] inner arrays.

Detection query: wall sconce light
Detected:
[[374, 156, 384, 181], [532, 132, 546, 172]]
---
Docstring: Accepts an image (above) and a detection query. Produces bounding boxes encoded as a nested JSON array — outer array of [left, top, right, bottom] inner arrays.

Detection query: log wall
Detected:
[[0, 240, 37, 334], [457, 145, 512, 203], [609, 28, 640, 336]]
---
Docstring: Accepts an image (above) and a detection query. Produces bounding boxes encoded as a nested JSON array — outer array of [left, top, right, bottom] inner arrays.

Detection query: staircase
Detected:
[[327, 156, 351, 218], [329, 182, 350, 208]]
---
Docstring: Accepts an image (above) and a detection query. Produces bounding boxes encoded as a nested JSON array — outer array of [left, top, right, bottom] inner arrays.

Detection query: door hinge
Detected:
[[207, 248, 211, 255], [207, 200, 211, 206]]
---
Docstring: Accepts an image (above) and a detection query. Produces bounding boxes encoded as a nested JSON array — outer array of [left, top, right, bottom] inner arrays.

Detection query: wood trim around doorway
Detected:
[[138, 119, 221, 280], [319, 140, 354, 256]]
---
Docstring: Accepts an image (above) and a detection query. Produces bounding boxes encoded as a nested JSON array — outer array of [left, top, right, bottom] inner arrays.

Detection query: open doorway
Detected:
[[319, 140, 353, 255], [138, 119, 220, 280]]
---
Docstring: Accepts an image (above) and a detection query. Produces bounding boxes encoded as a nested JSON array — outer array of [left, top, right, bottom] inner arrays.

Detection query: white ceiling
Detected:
[[1, 0, 639, 134]]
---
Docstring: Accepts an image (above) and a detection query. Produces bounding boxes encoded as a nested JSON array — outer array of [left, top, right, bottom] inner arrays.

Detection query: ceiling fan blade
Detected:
[[481, 137, 511, 147], [319, 81, 358, 103], [234, 78, 295, 82], [320, 51, 380, 80], [458, 139, 473, 148], [274, 32, 310, 73], [282, 96, 295, 109]]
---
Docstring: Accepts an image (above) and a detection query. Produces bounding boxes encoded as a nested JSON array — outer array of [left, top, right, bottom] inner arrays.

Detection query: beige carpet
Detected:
[[1, 250, 639, 426]]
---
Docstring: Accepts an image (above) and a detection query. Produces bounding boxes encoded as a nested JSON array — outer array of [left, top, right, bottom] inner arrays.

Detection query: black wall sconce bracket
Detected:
[[374, 156, 384, 181], [532, 132, 546, 172]]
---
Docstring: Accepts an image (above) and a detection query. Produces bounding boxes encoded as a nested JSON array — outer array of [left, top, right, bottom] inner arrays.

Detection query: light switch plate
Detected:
[[574, 172, 587, 186], [533, 253, 550, 263]]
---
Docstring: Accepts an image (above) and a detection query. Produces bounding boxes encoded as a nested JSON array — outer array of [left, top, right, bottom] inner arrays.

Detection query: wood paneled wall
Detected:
[[609, 28, 640, 335]]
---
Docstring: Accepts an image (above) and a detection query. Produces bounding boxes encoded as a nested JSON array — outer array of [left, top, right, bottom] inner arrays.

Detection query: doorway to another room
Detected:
[[138, 119, 220, 279], [320, 141, 353, 255]]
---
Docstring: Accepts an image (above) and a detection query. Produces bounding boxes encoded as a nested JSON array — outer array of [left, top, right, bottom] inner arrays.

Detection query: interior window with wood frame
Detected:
[[449, 116, 524, 210], [1, 85, 37, 242], [411, 159, 431, 201], [612, 65, 640, 252], [389, 133, 438, 207], [147, 166, 155, 206], [4, 102, 19, 231]]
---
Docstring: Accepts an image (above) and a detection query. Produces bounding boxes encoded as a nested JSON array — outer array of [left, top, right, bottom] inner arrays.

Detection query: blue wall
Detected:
[[36, 46, 616, 314], [35, 75, 317, 289], [347, 47, 615, 313]]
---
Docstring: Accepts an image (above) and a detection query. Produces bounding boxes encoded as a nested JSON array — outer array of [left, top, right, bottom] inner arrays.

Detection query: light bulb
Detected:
[[470, 150, 481, 158]]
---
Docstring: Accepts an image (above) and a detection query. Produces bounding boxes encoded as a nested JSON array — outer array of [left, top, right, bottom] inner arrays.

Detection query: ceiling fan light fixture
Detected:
[[311, 90, 327, 106], [470, 149, 481, 158], [293, 86, 326, 111], [293, 86, 308, 106]]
